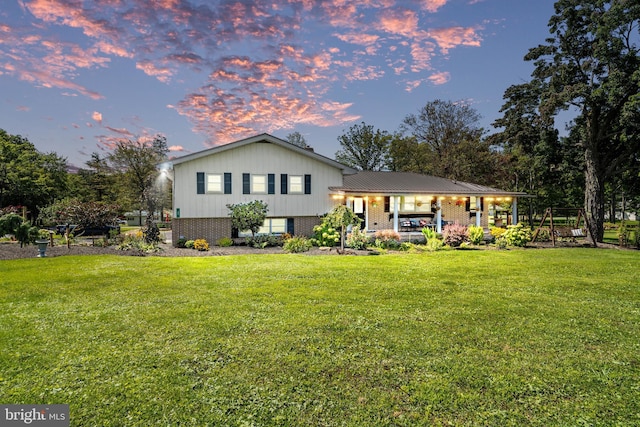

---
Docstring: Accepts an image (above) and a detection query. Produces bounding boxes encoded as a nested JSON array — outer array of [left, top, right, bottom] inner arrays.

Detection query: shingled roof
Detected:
[[329, 171, 527, 197]]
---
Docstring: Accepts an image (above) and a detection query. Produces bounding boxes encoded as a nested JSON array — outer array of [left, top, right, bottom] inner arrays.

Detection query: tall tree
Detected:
[[398, 100, 494, 184], [512, 0, 640, 242], [68, 153, 118, 203], [107, 135, 169, 218], [0, 129, 68, 219], [286, 131, 310, 149], [335, 122, 391, 171], [489, 81, 582, 220], [387, 134, 429, 174]]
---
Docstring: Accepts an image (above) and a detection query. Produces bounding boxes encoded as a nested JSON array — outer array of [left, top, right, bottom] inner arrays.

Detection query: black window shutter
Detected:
[[280, 174, 288, 194], [197, 172, 205, 194], [465, 198, 471, 212], [286, 218, 295, 235], [384, 197, 390, 212], [224, 173, 232, 194], [243, 173, 250, 194], [268, 174, 275, 194], [304, 174, 311, 194]]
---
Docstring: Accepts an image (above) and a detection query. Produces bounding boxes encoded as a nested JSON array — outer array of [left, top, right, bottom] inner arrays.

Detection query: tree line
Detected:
[[0, 128, 170, 228]]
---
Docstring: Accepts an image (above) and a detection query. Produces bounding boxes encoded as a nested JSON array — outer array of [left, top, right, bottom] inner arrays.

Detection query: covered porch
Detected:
[[329, 171, 527, 233]]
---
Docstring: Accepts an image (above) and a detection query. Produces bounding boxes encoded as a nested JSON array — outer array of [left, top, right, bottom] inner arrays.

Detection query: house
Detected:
[[168, 133, 527, 245], [169, 133, 357, 244]]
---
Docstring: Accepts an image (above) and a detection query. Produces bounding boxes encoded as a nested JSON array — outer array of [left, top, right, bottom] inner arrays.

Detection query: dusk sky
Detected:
[[1, 0, 558, 168]]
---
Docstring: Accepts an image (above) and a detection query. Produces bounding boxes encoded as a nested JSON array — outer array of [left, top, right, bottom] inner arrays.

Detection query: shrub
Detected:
[[176, 237, 188, 248], [143, 217, 161, 244], [502, 223, 532, 247], [310, 223, 340, 247], [117, 233, 161, 254], [216, 237, 233, 247], [346, 228, 370, 250], [467, 225, 484, 245], [536, 228, 551, 242], [321, 205, 361, 251], [193, 239, 210, 251], [227, 200, 268, 237], [373, 230, 401, 249], [184, 240, 195, 249], [398, 241, 412, 251], [442, 222, 468, 247], [490, 227, 506, 240], [421, 227, 438, 242], [245, 234, 281, 248], [495, 237, 508, 249], [0, 213, 38, 247], [425, 237, 444, 251], [374, 229, 401, 242], [283, 235, 312, 253]]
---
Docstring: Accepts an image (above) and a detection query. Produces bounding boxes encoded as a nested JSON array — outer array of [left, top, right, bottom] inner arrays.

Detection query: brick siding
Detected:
[[171, 216, 322, 247]]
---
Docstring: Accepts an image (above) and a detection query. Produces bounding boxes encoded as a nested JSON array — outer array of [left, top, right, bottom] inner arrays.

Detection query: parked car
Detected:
[[55, 224, 120, 236]]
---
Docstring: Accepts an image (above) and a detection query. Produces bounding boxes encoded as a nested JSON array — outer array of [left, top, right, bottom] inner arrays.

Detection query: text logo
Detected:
[[1, 405, 69, 427]]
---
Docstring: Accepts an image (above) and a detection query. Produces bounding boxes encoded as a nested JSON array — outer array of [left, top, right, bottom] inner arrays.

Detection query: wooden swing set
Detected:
[[531, 208, 596, 247]]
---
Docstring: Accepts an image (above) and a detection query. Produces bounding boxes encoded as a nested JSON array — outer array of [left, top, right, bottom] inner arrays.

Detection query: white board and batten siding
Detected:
[[173, 139, 347, 219]]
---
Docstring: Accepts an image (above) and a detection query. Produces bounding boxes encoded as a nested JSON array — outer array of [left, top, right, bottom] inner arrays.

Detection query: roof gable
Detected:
[[170, 133, 356, 173]]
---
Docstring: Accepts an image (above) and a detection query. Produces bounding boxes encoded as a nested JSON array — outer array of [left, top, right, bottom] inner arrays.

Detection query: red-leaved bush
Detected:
[[442, 222, 468, 247]]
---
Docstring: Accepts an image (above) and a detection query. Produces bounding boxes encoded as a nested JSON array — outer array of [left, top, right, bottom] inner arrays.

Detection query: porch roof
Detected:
[[329, 171, 527, 197]]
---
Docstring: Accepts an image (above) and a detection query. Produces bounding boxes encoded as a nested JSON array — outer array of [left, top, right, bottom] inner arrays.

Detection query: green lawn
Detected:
[[1, 249, 639, 426]]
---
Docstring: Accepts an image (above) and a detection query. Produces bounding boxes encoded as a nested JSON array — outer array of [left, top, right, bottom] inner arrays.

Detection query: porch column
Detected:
[[512, 198, 518, 225], [393, 195, 399, 232], [476, 197, 481, 227], [436, 198, 442, 233], [364, 197, 369, 231]]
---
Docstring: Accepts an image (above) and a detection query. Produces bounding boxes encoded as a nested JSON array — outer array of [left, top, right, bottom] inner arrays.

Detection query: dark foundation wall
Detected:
[[171, 216, 321, 246]]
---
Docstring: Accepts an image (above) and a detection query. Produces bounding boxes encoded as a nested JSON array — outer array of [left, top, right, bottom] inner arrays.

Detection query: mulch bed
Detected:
[[1, 238, 624, 261], [0, 241, 372, 260]]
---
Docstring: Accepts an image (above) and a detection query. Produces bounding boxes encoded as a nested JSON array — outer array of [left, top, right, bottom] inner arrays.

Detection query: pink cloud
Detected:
[[379, 9, 419, 37], [428, 26, 483, 53], [421, 0, 449, 13], [428, 71, 451, 85], [92, 111, 103, 124], [136, 60, 174, 83]]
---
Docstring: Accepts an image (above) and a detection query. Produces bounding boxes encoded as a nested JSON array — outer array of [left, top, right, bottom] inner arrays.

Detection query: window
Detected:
[[403, 196, 415, 211], [207, 174, 222, 193], [240, 174, 274, 194], [389, 196, 434, 213], [289, 175, 303, 193], [198, 172, 231, 194], [238, 218, 289, 237], [259, 218, 287, 234], [252, 175, 266, 193], [466, 196, 483, 212]]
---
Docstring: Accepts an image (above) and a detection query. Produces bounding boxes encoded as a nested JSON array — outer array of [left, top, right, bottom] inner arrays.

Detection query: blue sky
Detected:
[[0, 0, 558, 168]]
